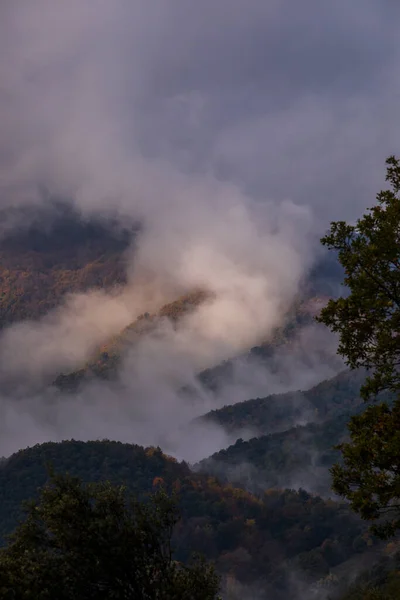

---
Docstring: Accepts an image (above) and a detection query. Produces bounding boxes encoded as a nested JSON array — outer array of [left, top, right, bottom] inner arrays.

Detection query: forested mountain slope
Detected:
[[0, 206, 345, 407], [198, 411, 357, 497], [197, 369, 396, 497], [0, 208, 376, 597], [198, 369, 366, 438], [0, 205, 132, 327], [339, 549, 400, 599], [0, 439, 374, 598], [54, 289, 210, 390]]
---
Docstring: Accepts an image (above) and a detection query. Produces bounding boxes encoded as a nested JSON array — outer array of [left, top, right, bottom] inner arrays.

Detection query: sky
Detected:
[[0, 0, 399, 225]]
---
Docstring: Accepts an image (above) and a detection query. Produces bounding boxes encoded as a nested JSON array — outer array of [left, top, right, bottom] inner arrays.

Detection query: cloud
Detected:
[[0, 205, 318, 462], [0, 0, 399, 223], [0, 288, 344, 464], [0, 1, 394, 461], [0, 289, 134, 390]]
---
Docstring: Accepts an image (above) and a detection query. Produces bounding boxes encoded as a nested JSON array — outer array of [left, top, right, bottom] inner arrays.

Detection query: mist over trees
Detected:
[[1, 159, 400, 598]]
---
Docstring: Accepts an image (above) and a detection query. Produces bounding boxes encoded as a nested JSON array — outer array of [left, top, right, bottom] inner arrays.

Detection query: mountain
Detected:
[[0, 207, 379, 597], [0, 202, 341, 337], [0, 203, 132, 328], [0, 440, 188, 543], [198, 369, 366, 438], [197, 369, 396, 499], [52, 288, 338, 398], [0, 205, 343, 399], [53, 292, 341, 398], [197, 411, 355, 498], [0, 439, 376, 599], [195, 370, 368, 497], [53, 289, 210, 390]]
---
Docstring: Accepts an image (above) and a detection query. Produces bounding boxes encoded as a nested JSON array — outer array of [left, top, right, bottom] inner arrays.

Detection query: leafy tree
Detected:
[[0, 471, 220, 599], [331, 401, 400, 539], [318, 156, 400, 537], [318, 156, 400, 402]]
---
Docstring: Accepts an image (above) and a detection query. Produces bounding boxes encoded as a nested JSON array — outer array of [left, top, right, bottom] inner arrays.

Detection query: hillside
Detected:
[[197, 368, 397, 500], [338, 548, 400, 599], [196, 369, 397, 498], [0, 440, 189, 542], [53, 289, 336, 395], [0, 202, 341, 332], [0, 204, 132, 327], [0, 207, 375, 597], [53, 293, 340, 398], [198, 369, 366, 438], [54, 289, 211, 390], [198, 411, 357, 497], [0, 206, 344, 399], [0, 440, 375, 598]]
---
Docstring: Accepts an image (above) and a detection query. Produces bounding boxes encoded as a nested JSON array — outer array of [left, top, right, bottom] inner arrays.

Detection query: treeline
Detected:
[[0, 440, 374, 596]]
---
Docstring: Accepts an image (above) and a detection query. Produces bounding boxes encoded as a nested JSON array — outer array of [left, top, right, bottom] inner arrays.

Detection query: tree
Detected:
[[317, 156, 400, 538], [330, 401, 400, 539], [340, 585, 393, 600], [0, 471, 220, 599]]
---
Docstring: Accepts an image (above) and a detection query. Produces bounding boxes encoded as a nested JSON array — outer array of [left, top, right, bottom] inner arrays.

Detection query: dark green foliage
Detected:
[[0, 440, 189, 543], [332, 399, 400, 539], [0, 471, 220, 599], [197, 369, 372, 498], [341, 586, 392, 600], [0, 440, 372, 593], [339, 550, 400, 600], [318, 156, 400, 538], [199, 411, 357, 497]]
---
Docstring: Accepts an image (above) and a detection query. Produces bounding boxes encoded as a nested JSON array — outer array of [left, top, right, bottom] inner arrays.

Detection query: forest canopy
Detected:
[[0, 471, 220, 599]]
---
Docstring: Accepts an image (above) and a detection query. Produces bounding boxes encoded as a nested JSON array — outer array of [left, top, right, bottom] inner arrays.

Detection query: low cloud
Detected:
[[0, 1, 386, 463]]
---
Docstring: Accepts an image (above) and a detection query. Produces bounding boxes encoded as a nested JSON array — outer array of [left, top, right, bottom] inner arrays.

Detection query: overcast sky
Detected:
[[0, 1, 399, 227]]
